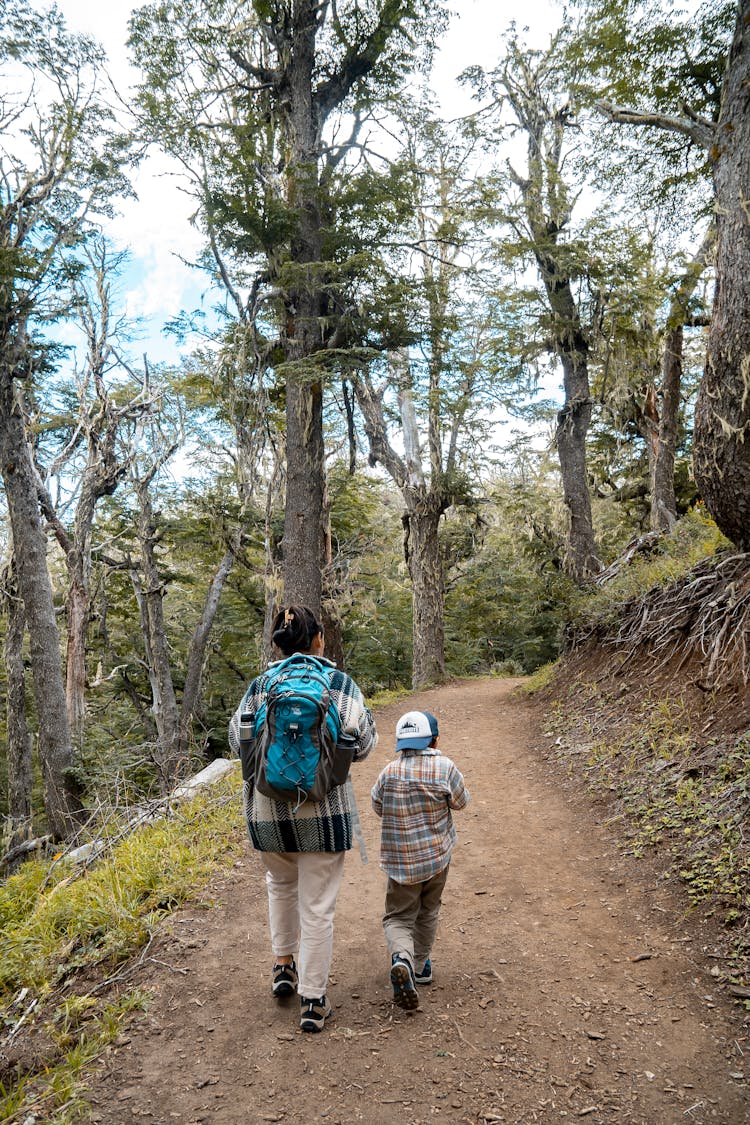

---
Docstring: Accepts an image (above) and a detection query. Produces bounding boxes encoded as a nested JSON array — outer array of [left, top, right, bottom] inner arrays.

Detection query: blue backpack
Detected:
[[239, 655, 352, 803]]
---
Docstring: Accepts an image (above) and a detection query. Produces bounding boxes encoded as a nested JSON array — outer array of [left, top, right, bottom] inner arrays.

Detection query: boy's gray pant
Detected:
[[382, 865, 450, 970]]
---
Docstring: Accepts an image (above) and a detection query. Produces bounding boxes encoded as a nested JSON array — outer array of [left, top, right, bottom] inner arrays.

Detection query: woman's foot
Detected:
[[272, 959, 298, 998], [299, 995, 331, 1032]]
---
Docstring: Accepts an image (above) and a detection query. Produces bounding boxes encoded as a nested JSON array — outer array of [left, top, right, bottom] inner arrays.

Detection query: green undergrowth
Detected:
[[521, 661, 557, 694], [0, 770, 245, 1123], [573, 508, 731, 630], [543, 683, 750, 986], [368, 685, 410, 709], [0, 989, 150, 1125]]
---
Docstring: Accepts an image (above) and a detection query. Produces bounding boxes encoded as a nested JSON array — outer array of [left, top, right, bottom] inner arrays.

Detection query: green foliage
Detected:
[[563, 0, 735, 218], [573, 508, 731, 628], [444, 468, 576, 676], [0, 775, 244, 1121], [128, 0, 448, 369], [0, 774, 244, 998], [522, 661, 558, 694]]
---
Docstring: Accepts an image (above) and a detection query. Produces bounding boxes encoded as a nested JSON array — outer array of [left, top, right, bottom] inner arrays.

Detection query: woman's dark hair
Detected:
[[271, 605, 323, 656]]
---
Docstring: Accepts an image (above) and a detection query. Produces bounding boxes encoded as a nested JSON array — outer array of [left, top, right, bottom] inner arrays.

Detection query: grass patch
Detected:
[[368, 685, 410, 708], [573, 509, 731, 630], [520, 661, 558, 694], [0, 769, 245, 1122]]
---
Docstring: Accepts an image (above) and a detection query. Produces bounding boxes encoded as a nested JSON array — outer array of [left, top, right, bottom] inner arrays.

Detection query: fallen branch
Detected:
[[0, 835, 53, 871]]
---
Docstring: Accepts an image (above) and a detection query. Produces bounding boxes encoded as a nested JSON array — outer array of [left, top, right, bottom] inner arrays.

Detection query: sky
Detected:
[[46, 0, 563, 366]]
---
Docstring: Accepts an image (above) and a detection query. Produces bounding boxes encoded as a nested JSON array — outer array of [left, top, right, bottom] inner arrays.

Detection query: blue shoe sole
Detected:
[[390, 961, 419, 1010]]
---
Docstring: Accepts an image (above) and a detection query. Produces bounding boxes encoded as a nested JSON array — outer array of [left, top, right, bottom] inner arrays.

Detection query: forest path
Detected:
[[87, 678, 749, 1124]]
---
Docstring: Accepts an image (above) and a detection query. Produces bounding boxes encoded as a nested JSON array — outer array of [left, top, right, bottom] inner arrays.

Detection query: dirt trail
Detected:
[[87, 679, 749, 1124]]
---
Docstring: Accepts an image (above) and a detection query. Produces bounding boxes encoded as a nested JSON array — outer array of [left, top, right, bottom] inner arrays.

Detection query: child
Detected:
[[371, 710, 470, 1009]]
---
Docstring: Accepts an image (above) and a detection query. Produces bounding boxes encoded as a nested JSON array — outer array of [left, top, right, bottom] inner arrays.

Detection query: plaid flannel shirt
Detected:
[[371, 749, 469, 884], [228, 657, 377, 853]]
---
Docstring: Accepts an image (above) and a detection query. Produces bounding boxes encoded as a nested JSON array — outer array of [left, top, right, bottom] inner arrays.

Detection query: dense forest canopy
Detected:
[[1, 0, 748, 841]]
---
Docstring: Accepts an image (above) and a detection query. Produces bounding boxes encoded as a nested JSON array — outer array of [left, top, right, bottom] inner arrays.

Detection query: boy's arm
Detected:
[[447, 762, 470, 810]]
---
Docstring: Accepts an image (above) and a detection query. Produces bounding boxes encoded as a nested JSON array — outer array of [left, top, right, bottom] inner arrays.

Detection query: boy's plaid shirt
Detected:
[[371, 749, 469, 884]]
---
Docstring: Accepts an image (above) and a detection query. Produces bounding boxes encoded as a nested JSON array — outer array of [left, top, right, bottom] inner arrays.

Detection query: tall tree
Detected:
[[130, 0, 444, 623], [694, 0, 750, 545], [33, 242, 153, 743], [350, 125, 496, 686], [571, 0, 750, 544], [471, 38, 602, 579], [650, 225, 714, 532], [0, 3, 126, 835], [1, 553, 32, 840], [116, 390, 245, 789]]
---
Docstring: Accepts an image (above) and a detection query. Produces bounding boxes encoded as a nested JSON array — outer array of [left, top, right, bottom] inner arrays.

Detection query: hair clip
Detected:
[[284, 609, 294, 626]]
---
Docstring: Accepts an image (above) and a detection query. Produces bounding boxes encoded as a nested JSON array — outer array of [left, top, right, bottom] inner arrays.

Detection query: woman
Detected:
[[228, 604, 377, 1032]]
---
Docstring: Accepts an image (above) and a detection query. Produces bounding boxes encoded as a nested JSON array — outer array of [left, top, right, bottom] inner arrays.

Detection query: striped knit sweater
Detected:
[[228, 657, 377, 853]]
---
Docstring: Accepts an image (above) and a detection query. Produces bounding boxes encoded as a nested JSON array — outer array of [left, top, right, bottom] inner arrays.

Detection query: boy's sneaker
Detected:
[[415, 958, 432, 985], [390, 955, 419, 1010], [299, 995, 331, 1033], [272, 960, 298, 998]]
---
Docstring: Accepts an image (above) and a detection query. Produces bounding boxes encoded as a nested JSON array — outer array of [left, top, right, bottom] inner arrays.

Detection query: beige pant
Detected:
[[382, 865, 450, 970], [263, 850, 346, 999]]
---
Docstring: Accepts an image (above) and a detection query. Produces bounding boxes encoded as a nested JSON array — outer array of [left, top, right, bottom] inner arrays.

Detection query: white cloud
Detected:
[[433, 0, 561, 115]]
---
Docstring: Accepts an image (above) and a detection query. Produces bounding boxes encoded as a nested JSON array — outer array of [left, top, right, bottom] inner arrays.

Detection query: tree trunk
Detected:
[[281, 378, 326, 611], [351, 368, 451, 689], [178, 541, 238, 758], [694, 0, 750, 548], [651, 224, 715, 533], [65, 562, 89, 741], [650, 326, 681, 532], [321, 474, 345, 668], [553, 336, 601, 580], [502, 43, 601, 582], [276, 1, 328, 615], [2, 555, 33, 834], [532, 240, 600, 579], [404, 496, 447, 689], [0, 377, 78, 837], [132, 483, 181, 790]]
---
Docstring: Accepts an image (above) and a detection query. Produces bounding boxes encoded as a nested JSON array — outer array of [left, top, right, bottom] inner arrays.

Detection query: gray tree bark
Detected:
[[131, 466, 240, 787], [131, 474, 182, 790], [502, 50, 601, 581], [352, 368, 450, 689], [403, 496, 447, 687], [552, 321, 601, 579], [650, 224, 715, 533], [694, 0, 750, 548], [179, 539, 239, 754], [0, 375, 78, 836], [2, 554, 33, 835]]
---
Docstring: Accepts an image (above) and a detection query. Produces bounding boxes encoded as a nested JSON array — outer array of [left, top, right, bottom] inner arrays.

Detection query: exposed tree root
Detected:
[[567, 551, 750, 689]]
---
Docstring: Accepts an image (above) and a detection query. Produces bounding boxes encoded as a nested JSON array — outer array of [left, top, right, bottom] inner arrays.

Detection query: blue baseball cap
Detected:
[[395, 710, 439, 751]]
